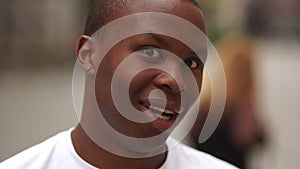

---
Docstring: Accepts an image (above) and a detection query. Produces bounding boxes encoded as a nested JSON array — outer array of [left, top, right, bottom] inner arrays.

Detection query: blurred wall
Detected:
[[0, 0, 88, 161], [252, 40, 300, 169], [0, 0, 87, 69]]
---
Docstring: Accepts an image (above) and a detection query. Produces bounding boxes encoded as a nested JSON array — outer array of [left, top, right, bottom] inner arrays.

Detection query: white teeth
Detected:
[[148, 105, 175, 121], [164, 109, 174, 115], [150, 106, 175, 115], [159, 116, 171, 121], [150, 106, 164, 114], [153, 113, 171, 121]]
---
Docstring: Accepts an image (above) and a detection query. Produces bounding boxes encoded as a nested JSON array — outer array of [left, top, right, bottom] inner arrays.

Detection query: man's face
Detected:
[[92, 0, 206, 138]]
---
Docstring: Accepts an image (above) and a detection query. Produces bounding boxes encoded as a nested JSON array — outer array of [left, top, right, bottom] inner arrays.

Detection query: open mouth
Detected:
[[138, 97, 183, 131], [139, 101, 179, 122], [149, 104, 176, 121]]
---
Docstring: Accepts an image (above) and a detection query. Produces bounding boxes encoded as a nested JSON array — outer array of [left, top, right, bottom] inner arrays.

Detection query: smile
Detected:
[[149, 105, 176, 121], [139, 101, 178, 121]]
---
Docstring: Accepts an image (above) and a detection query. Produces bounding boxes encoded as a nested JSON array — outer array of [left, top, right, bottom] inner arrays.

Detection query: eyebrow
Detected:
[[139, 33, 169, 47]]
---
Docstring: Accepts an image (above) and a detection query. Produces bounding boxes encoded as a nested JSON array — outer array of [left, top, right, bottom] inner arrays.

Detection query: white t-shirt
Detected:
[[0, 129, 238, 169]]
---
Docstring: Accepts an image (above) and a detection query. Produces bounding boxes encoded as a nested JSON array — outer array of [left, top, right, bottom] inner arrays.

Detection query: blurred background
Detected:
[[0, 0, 299, 168]]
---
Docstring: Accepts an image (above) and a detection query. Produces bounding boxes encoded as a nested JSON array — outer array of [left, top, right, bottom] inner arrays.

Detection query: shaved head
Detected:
[[84, 0, 201, 36]]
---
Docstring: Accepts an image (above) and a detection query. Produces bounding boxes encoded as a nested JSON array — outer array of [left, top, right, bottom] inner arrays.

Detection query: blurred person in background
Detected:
[[189, 33, 267, 169]]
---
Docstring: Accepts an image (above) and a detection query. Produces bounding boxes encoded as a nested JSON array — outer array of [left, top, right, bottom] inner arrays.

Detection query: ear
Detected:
[[76, 35, 96, 75]]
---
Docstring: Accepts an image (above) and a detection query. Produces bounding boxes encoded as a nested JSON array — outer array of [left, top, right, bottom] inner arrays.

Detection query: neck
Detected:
[[71, 124, 168, 169]]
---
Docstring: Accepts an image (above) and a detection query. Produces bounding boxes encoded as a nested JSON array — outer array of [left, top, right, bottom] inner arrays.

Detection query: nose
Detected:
[[153, 70, 187, 94]]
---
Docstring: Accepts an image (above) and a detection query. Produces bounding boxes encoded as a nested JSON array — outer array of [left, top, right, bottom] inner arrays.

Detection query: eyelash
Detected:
[[138, 46, 202, 69]]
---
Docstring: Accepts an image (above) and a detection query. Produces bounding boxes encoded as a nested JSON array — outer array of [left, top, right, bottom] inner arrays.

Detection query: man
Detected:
[[1, 0, 237, 168]]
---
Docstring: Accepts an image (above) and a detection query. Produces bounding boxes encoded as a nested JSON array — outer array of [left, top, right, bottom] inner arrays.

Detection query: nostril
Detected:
[[154, 73, 183, 93]]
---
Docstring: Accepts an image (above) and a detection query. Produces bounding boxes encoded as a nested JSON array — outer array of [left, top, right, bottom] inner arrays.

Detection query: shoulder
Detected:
[[0, 129, 71, 169], [162, 138, 239, 169]]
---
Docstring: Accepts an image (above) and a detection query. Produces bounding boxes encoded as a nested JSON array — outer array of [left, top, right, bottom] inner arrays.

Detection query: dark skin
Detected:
[[72, 0, 206, 168]]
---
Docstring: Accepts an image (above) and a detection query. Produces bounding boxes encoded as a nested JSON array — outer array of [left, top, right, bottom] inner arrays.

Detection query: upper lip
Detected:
[[139, 98, 183, 115]]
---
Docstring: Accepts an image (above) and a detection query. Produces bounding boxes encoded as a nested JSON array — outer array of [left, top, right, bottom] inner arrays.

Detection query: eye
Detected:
[[185, 59, 200, 69], [141, 47, 161, 58], [139, 47, 163, 63]]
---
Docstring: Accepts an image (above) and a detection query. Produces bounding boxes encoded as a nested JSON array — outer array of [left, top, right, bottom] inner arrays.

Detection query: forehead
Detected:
[[108, 0, 206, 34], [91, 0, 207, 64]]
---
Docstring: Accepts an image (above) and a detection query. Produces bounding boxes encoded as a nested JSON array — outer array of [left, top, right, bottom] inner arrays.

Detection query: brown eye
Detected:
[[185, 60, 199, 69]]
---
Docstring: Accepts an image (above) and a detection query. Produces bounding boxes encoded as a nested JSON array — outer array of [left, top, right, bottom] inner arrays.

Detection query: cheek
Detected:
[[184, 72, 203, 103], [94, 73, 112, 113], [187, 71, 203, 87], [94, 47, 129, 92], [94, 55, 117, 111], [194, 70, 204, 91], [197, 76, 203, 91], [129, 70, 154, 96]]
